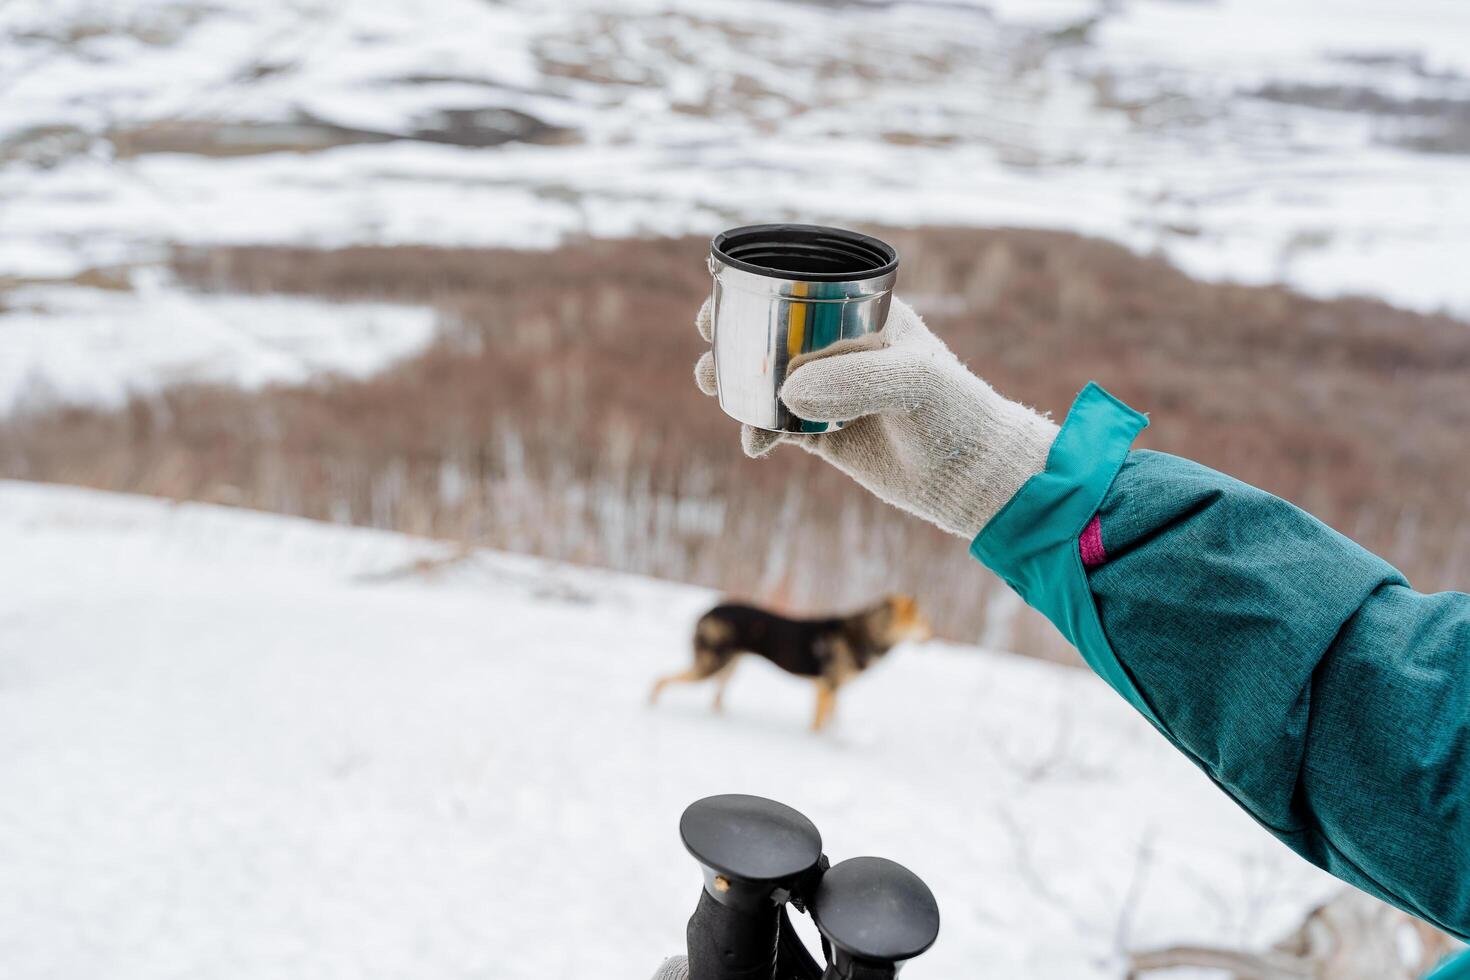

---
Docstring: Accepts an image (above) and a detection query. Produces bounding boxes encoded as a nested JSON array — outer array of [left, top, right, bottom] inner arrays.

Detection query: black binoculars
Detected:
[[680, 794, 940, 980]]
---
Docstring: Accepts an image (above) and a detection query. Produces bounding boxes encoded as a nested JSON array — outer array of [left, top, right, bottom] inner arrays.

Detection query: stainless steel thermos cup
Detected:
[[708, 224, 899, 433]]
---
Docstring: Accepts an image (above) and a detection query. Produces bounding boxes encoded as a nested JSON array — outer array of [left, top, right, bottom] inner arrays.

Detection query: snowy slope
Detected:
[[4, 0, 1468, 413], [0, 269, 436, 412], [2, 0, 1469, 314], [0, 480, 1342, 978]]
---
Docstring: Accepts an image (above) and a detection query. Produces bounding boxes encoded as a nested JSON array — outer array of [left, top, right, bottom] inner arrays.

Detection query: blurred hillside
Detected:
[[5, 228, 1466, 657], [3, 0, 1469, 655], [4, 0, 1470, 310]]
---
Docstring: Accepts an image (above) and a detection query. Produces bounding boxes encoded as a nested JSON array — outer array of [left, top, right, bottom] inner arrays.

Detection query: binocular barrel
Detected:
[[681, 794, 824, 980], [679, 794, 939, 980]]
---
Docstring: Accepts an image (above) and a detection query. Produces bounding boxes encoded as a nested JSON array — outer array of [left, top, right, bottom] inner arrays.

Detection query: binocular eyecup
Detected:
[[679, 794, 939, 980], [811, 857, 940, 978]]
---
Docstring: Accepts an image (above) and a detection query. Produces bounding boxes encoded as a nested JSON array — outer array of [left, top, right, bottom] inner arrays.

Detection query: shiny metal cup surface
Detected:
[[709, 224, 899, 433]]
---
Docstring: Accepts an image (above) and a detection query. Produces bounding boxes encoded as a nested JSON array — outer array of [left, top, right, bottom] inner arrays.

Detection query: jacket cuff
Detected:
[[970, 382, 1147, 572], [969, 382, 1156, 724]]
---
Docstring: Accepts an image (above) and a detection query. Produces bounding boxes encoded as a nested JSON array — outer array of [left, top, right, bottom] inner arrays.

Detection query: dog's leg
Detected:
[[812, 681, 838, 732], [825, 683, 841, 730], [649, 669, 705, 706], [650, 647, 729, 707], [710, 658, 739, 714]]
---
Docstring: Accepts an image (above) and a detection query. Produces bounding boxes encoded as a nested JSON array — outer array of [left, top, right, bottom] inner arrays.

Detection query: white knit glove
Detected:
[[694, 298, 1059, 539], [649, 955, 688, 980]]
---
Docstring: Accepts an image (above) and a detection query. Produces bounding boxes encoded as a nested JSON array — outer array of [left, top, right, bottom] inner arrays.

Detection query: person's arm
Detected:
[[1083, 447, 1470, 939], [690, 298, 1470, 940], [970, 387, 1470, 942]]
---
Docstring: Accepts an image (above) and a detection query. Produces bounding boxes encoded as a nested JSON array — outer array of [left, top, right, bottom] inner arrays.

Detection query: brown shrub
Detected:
[[4, 228, 1468, 661]]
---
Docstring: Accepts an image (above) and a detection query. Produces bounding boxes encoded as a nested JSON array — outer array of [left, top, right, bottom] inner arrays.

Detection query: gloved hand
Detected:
[[693, 297, 1059, 539], [649, 955, 689, 980]]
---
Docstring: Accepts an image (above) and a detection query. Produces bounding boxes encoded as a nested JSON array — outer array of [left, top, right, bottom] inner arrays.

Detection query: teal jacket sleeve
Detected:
[[972, 384, 1470, 944]]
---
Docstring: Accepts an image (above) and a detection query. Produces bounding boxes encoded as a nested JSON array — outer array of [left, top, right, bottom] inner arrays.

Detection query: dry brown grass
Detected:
[[4, 227, 1468, 660]]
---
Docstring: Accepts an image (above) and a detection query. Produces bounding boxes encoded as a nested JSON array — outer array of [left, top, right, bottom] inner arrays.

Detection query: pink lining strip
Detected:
[[1079, 514, 1107, 567]]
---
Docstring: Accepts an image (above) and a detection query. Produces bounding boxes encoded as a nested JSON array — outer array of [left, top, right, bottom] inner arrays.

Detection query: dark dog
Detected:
[[649, 595, 933, 731]]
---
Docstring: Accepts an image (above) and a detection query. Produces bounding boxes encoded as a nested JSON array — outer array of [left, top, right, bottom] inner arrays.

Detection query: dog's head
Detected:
[[878, 594, 934, 646]]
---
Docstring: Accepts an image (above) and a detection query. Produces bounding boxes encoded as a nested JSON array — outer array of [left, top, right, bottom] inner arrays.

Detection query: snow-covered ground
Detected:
[[0, 269, 436, 412], [0, 480, 1343, 978], [3, 0, 1470, 314]]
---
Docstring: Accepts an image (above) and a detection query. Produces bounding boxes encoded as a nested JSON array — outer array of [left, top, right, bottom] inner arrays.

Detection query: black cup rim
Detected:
[[711, 223, 899, 282]]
